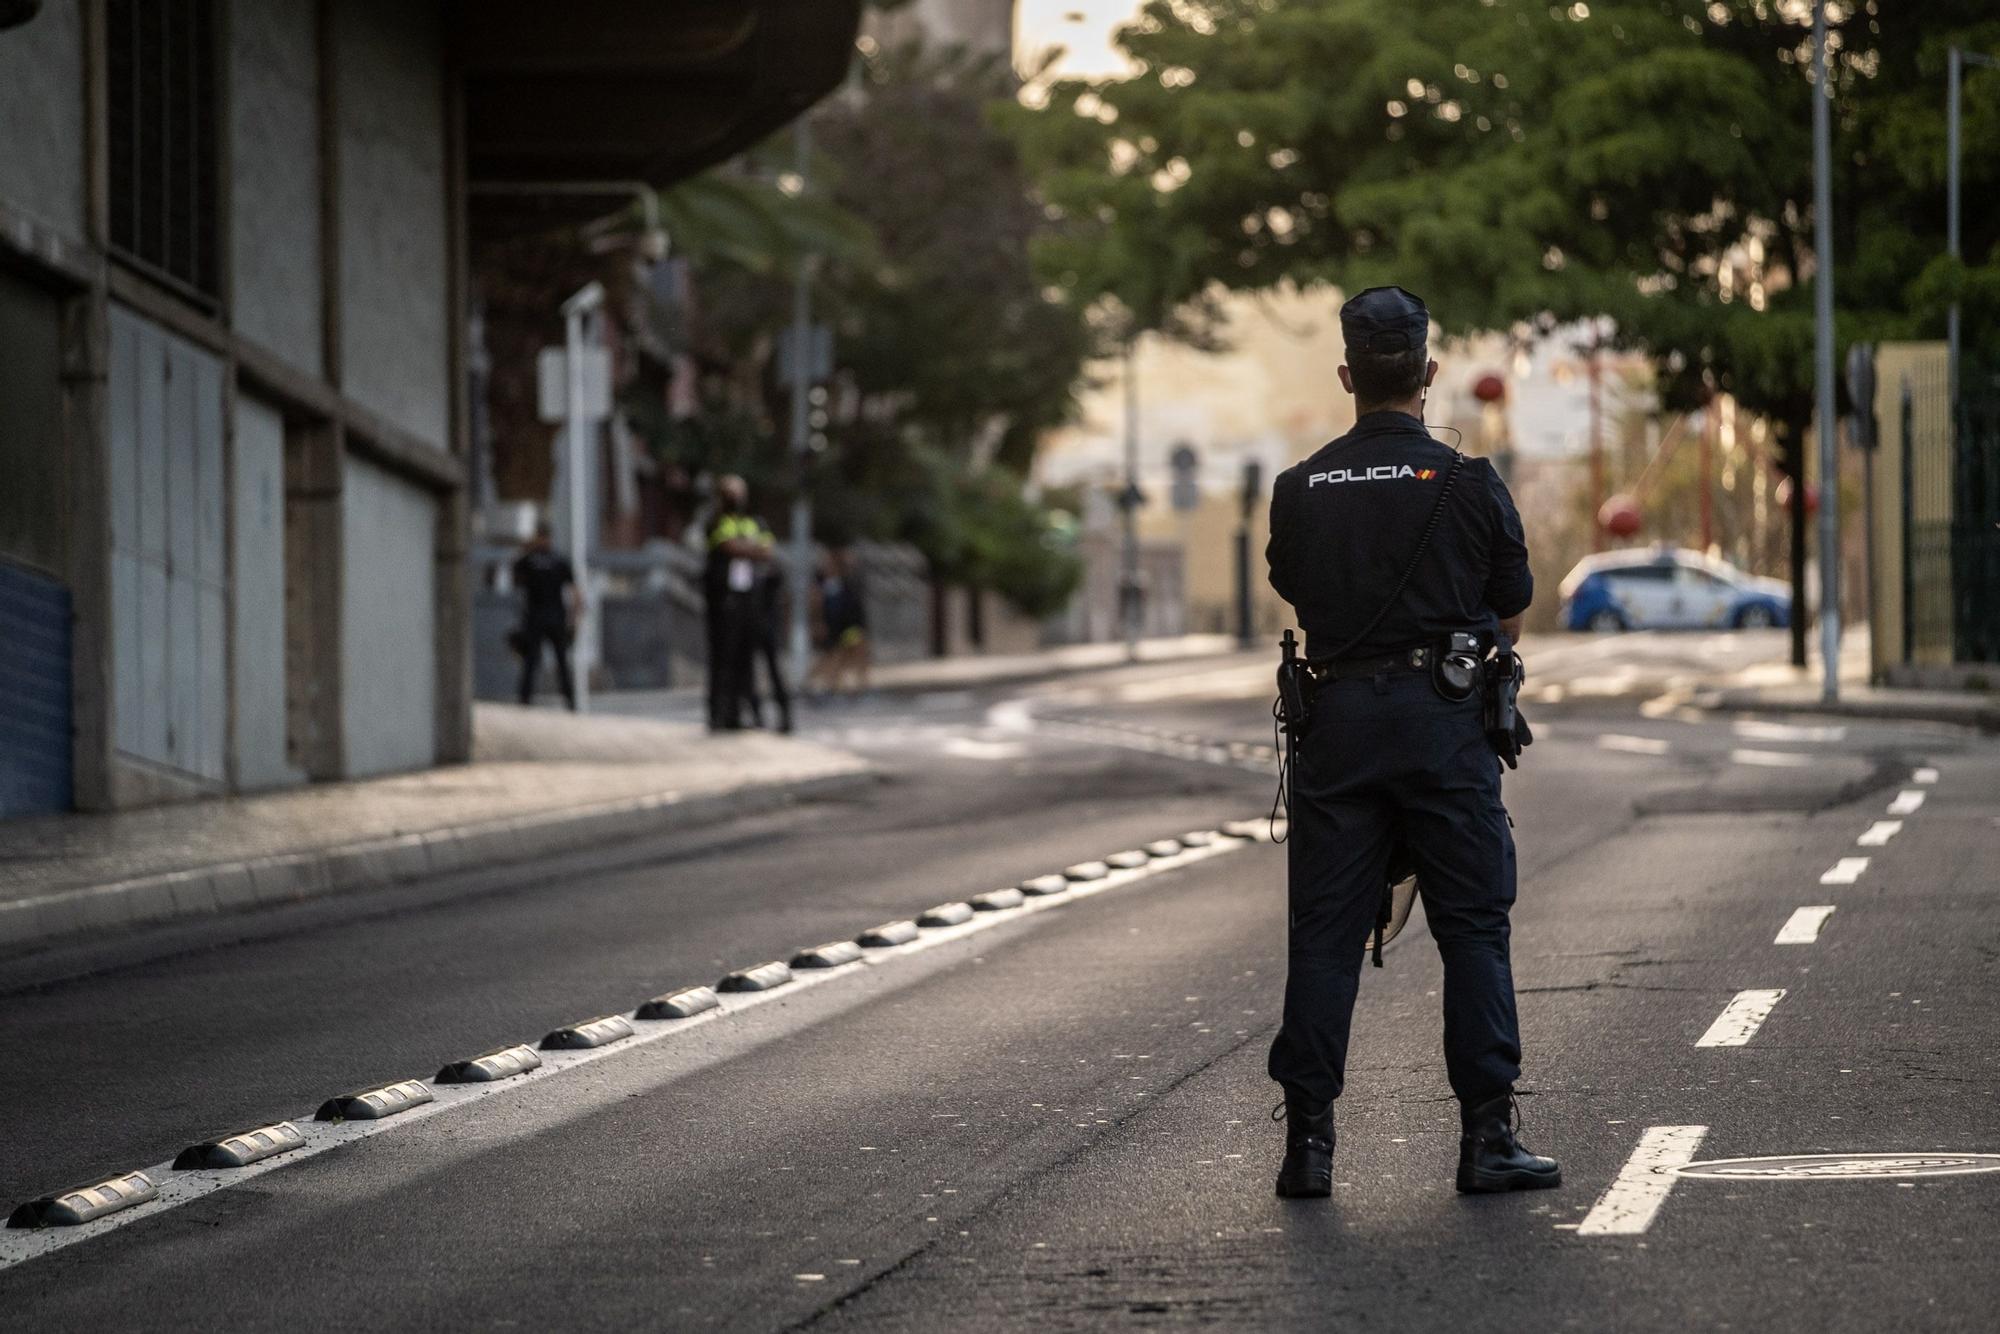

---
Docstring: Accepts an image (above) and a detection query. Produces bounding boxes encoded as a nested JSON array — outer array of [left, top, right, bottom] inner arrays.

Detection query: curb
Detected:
[[0, 767, 876, 961], [1693, 688, 2000, 734]]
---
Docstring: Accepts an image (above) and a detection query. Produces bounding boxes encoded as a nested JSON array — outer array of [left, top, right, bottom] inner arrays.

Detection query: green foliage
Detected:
[[642, 41, 1097, 617], [1005, 0, 2000, 437]]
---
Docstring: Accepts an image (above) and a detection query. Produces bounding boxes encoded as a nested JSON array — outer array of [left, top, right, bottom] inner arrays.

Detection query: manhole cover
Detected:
[[1676, 1153, 2000, 1180]]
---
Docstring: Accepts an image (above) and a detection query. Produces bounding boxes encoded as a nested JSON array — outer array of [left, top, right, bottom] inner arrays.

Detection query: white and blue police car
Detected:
[[1558, 548, 1791, 632]]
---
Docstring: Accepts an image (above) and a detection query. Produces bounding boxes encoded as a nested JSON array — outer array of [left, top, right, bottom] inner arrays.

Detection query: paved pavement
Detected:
[[1, 631, 1994, 1330], [0, 703, 868, 959]]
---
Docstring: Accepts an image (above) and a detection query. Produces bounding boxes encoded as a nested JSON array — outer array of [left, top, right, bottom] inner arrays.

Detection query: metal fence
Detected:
[[1954, 375, 2000, 665]]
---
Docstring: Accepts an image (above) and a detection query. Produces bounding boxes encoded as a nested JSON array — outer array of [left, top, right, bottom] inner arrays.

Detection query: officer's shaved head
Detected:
[[717, 474, 748, 508]]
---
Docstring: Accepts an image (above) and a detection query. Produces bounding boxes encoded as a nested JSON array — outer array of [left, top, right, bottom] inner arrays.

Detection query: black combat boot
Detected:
[[1273, 1097, 1335, 1198], [1456, 1093, 1561, 1194]]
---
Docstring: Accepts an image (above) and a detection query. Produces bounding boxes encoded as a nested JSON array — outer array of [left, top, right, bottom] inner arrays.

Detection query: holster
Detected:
[[1276, 629, 1312, 736], [1482, 640, 1533, 769]]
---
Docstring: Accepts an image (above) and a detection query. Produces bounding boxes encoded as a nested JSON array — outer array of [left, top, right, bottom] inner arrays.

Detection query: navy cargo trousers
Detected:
[[1267, 668, 1523, 1111]]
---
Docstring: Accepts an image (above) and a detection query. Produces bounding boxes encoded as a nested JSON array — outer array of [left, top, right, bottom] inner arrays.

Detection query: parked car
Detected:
[[1558, 548, 1791, 632]]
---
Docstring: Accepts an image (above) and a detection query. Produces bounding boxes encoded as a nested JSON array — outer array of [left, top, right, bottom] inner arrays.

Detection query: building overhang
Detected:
[[455, 0, 861, 233]]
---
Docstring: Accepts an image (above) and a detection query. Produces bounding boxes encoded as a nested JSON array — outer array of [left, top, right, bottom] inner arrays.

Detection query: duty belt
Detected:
[[1306, 644, 1433, 683]]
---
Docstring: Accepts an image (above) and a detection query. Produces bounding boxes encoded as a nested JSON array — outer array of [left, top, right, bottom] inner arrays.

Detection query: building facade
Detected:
[[0, 0, 858, 816]]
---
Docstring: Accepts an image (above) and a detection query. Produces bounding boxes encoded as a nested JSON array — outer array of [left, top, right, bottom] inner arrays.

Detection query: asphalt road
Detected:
[[2, 632, 1995, 1331]]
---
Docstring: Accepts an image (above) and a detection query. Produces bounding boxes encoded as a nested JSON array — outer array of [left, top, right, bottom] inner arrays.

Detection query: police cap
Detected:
[[1340, 286, 1429, 355]]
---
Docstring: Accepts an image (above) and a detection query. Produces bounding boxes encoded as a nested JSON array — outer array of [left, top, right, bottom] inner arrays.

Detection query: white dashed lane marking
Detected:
[[1731, 720, 1847, 744], [1695, 989, 1787, 1048], [1856, 821, 1903, 847], [1774, 906, 1837, 945], [1597, 734, 1671, 756], [1913, 767, 1939, 784], [1728, 748, 1812, 768], [1575, 1125, 1710, 1237], [1887, 789, 1927, 815], [1819, 857, 1870, 885]]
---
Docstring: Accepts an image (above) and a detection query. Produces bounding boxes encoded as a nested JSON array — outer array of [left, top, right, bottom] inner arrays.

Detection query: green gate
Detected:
[[1955, 375, 2000, 664]]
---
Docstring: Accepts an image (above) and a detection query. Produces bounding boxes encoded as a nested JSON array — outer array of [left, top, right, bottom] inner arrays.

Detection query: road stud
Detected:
[[173, 1122, 307, 1170], [856, 920, 920, 948], [792, 940, 865, 969], [315, 1079, 434, 1122], [636, 986, 721, 1020], [718, 961, 795, 992], [8, 1172, 157, 1228], [541, 1016, 636, 1050], [435, 1044, 543, 1084]]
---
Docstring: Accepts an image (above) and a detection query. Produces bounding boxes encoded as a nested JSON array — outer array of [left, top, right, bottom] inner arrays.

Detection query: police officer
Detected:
[[513, 520, 579, 710], [1264, 286, 1559, 1199], [704, 475, 775, 732]]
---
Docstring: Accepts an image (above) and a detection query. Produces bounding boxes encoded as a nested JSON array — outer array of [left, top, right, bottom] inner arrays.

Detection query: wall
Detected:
[[341, 452, 438, 775], [0, 0, 87, 243], [336, 0, 449, 448], [231, 395, 304, 790], [0, 267, 67, 577], [1869, 342, 1952, 678], [230, 0, 323, 373]]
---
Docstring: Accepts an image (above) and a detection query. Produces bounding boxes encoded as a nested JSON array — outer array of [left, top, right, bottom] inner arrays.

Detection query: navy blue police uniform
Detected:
[[1265, 289, 1550, 1195]]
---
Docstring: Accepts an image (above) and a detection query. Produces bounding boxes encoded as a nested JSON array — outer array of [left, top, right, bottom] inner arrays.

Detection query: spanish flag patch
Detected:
[[1416, 468, 1437, 480]]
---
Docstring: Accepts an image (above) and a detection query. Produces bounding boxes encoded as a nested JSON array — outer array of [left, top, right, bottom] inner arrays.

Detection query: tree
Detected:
[[1007, 0, 2000, 654]]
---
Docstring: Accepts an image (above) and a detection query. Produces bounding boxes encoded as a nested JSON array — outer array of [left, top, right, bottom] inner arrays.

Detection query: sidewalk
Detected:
[[1690, 629, 1999, 732], [601, 633, 1246, 718], [0, 704, 871, 959]]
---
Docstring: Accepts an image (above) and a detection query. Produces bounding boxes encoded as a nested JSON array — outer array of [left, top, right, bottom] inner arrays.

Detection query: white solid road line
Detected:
[[1576, 1125, 1710, 1237], [0, 831, 1258, 1272], [1695, 989, 1787, 1047], [1729, 748, 1813, 768], [1819, 857, 1870, 885], [1856, 820, 1903, 847], [1887, 789, 1927, 815], [1597, 734, 1671, 756], [1913, 767, 1939, 784], [1732, 719, 1847, 743], [1774, 905, 1837, 945]]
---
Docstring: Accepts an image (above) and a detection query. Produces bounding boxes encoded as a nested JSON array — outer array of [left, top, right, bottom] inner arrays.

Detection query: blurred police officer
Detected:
[[513, 520, 578, 711], [1265, 286, 1558, 1199], [704, 475, 774, 732]]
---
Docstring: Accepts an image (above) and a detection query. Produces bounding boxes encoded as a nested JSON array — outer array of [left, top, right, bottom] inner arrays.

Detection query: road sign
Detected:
[[536, 346, 611, 422]]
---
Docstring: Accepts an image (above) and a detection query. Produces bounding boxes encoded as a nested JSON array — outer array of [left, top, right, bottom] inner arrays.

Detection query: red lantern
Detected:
[[1598, 494, 1642, 538], [1473, 373, 1507, 403]]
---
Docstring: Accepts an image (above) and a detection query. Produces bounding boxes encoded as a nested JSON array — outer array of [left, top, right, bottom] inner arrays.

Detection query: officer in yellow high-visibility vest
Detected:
[[704, 475, 775, 731]]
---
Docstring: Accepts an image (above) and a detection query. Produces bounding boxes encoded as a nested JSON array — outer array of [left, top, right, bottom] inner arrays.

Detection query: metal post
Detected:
[[1588, 337, 1604, 552], [1812, 1, 1840, 703], [562, 280, 605, 712], [787, 118, 815, 689], [1948, 46, 1962, 415], [1121, 336, 1141, 662]]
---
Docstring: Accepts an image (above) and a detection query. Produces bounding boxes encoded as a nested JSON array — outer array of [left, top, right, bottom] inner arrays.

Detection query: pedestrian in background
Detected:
[[1263, 286, 1557, 1200], [703, 475, 773, 732], [808, 547, 870, 699], [512, 521, 579, 711], [742, 557, 793, 733]]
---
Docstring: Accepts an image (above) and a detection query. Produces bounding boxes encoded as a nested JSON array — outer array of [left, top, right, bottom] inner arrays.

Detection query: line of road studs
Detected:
[[5, 822, 1271, 1234]]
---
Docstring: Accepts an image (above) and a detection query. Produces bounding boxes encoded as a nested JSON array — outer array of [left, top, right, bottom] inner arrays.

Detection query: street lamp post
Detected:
[[562, 280, 605, 713], [1947, 47, 2000, 412], [787, 118, 816, 690], [1811, 1, 1840, 704], [1120, 336, 1142, 662]]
